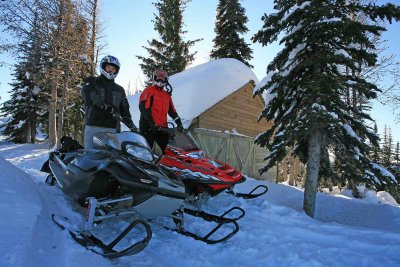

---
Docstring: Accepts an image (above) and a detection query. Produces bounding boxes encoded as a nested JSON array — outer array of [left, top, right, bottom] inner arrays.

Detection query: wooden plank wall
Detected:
[[195, 81, 272, 137]]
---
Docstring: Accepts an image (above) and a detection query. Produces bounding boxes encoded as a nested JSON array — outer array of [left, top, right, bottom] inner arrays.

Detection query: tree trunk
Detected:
[[328, 179, 333, 192], [288, 156, 300, 186], [281, 156, 288, 183], [25, 122, 31, 143], [89, 0, 99, 75], [48, 78, 57, 148], [303, 130, 323, 218], [56, 67, 69, 146], [30, 119, 36, 144], [348, 179, 361, 198]]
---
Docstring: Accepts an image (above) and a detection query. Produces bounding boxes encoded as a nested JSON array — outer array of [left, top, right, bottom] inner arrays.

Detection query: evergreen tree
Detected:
[[380, 124, 393, 166], [210, 0, 253, 67], [370, 123, 380, 163], [394, 142, 400, 165], [137, 0, 201, 81], [387, 126, 394, 164], [0, 12, 46, 143], [1, 65, 41, 143], [1, 0, 98, 145], [381, 124, 388, 162], [37, 0, 92, 146], [253, 0, 400, 217]]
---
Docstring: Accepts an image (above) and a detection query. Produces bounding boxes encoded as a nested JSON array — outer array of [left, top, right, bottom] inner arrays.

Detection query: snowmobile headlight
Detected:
[[125, 144, 153, 162]]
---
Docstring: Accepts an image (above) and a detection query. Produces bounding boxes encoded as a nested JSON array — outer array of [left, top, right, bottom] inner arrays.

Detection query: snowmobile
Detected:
[[157, 128, 268, 209], [41, 132, 244, 258]]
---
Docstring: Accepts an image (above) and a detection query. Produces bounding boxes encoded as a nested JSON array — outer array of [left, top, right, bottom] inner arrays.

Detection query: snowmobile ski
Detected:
[[164, 206, 245, 244], [52, 214, 152, 258], [226, 184, 269, 199]]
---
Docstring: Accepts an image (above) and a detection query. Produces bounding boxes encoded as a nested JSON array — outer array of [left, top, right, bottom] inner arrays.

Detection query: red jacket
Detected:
[[139, 85, 179, 128]]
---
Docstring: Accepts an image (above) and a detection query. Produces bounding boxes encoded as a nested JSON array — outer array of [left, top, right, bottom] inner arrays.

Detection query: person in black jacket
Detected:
[[81, 55, 137, 149]]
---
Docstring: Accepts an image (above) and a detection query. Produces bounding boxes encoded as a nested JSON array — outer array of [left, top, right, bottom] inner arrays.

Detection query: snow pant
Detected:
[[141, 129, 169, 154], [84, 125, 116, 149]]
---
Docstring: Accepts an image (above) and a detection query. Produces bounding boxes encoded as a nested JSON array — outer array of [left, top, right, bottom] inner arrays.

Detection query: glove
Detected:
[[90, 92, 104, 107], [97, 102, 114, 114], [175, 117, 184, 132], [90, 92, 113, 114], [104, 104, 113, 114]]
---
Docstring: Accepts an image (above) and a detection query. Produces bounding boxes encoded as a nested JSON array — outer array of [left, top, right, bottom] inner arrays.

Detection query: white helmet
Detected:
[[100, 55, 120, 80], [153, 69, 168, 87]]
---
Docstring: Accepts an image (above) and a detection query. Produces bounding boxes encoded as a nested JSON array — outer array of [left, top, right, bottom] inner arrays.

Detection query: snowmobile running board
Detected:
[[167, 206, 245, 244], [227, 185, 269, 199], [52, 214, 152, 258]]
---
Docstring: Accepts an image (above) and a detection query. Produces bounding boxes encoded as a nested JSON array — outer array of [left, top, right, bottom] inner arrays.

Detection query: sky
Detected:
[[1, 130, 400, 266], [0, 0, 399, 141]]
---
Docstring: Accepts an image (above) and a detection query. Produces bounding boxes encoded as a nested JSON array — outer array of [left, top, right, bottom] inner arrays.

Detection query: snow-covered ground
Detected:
[[0, 141, 399, 267]]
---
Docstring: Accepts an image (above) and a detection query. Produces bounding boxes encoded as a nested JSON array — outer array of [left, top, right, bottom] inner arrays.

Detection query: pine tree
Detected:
[[38, 0, 91, 146], [381, 124, 388, 160], [394, 142, 400, 165], [380, 124, 393, 166], [137, 0, 201, 81], [1, 0, 97, 145], [253, 0, 400, 217], [370, 123, 380, 163], [0, 11, 46, 143], [1, 65, 40, 143], [387, 126, 394, 164], [210, 0, 253, 67]]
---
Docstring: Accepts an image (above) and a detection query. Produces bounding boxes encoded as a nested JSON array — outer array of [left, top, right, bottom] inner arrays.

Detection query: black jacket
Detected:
[[81, 74, 134, 129]]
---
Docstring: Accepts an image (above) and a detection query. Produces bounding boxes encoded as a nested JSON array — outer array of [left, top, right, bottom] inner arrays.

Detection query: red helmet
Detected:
[[153, 69, 168, 87]]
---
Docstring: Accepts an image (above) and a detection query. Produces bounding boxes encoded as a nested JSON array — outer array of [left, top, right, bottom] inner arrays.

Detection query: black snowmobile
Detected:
[[41, 131, 244, 258]]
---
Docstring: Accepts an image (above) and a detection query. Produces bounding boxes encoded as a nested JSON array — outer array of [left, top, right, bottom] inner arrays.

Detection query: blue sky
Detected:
[[0, 0, 399, 142]]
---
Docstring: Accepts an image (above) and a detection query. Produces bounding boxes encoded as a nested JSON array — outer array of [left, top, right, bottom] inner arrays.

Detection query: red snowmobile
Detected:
[[158, 128, 268, 208]]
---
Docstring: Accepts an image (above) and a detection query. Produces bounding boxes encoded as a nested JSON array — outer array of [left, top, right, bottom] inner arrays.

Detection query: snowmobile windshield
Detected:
[[170, 131, 200, 152], [93, 132, 154, 162]]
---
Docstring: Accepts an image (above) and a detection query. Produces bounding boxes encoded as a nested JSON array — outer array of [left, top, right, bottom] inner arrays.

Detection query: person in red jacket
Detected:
[[139, 69, 183, 153]]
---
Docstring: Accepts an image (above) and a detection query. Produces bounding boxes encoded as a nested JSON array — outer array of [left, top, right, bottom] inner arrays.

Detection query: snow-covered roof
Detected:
[[128, 58, 259, 127]]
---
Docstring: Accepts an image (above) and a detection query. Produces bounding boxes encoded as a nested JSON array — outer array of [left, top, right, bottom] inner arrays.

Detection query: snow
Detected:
[[282, 1, 311, 22], [127, 58, 259, 128], [343, 123, 361, 142], [0, 140, 400, 267], [32, 85, 42, 95], [371, 163, 397, 182], [334, 49, 352, 59], [283, 43, 306, 72], [253, 70, 277, 105]]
